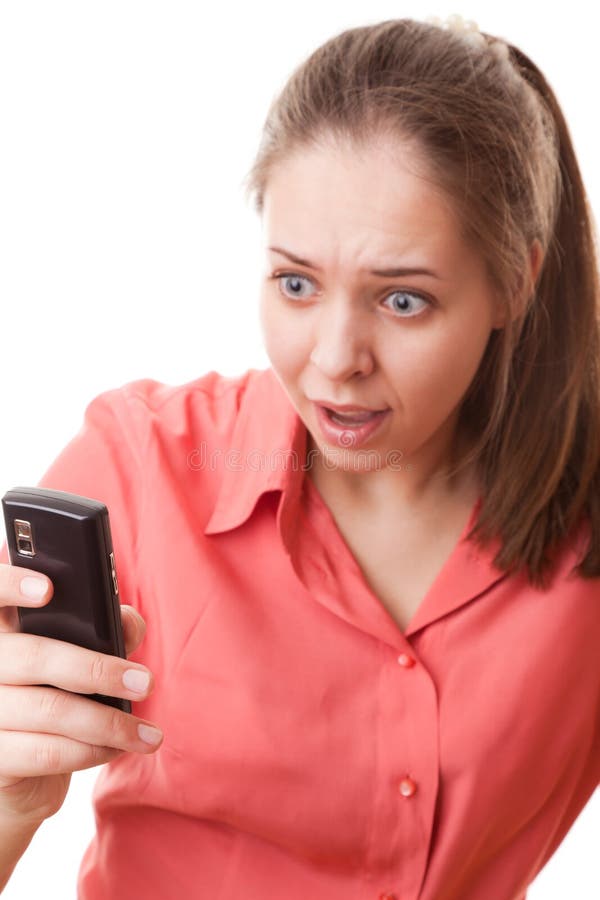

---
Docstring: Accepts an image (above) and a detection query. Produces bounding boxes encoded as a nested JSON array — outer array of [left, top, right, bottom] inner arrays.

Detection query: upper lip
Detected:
[[312, 399, 389, 413]]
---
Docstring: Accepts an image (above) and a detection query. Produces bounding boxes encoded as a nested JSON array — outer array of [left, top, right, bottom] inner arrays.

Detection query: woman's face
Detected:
[[258, 138, 506, 500]]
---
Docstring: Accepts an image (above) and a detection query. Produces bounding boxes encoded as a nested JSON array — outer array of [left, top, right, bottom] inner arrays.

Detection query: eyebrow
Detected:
[[268, 246, 442, 279]]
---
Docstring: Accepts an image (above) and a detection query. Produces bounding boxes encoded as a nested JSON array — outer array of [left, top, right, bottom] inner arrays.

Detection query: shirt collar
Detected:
[[202, 367, 513, 639], [203, 367, 306, 543]]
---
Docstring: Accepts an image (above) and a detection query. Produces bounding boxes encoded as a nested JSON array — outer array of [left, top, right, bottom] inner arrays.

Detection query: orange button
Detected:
[[379, 894, 398, 900], [397, 653, 415, 667], [398, 776, 417, 797]]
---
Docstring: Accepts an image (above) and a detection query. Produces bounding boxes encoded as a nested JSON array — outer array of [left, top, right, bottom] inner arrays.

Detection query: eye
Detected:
[[271, 272, 315, 300], [382, 290, 430, 318], [269, 272, 431, 319]]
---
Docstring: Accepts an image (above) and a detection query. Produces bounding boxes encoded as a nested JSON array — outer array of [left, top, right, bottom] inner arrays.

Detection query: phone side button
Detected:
[[109, 552, 119, 596]]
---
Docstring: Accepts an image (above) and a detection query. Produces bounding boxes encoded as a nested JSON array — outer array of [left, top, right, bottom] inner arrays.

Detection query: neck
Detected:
[[305, 428, 480, 515]]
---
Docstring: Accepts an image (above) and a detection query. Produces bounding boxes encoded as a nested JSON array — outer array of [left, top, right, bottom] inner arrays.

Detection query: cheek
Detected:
[[258, 290, 271, 342], [259, 292, 308, 373], [394, 322, 491, 416], [259, 291, 303, 379]]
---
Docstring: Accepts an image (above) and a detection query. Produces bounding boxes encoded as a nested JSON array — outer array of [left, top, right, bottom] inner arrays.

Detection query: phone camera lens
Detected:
[[14, 519, 35, 555]]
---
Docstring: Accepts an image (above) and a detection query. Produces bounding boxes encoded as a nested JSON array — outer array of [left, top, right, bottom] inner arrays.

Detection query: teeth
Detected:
[[328, 409, 379, 425]]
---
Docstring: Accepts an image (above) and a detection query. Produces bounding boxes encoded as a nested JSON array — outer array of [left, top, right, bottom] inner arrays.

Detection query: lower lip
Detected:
[[313, 403, 391, 449]]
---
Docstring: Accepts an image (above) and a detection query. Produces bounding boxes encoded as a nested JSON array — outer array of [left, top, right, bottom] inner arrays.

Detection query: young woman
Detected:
[[1, 14, 598, 900]]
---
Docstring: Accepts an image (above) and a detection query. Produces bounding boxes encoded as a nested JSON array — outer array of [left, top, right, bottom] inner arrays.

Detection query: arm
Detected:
[[0, 813, 43, 893]]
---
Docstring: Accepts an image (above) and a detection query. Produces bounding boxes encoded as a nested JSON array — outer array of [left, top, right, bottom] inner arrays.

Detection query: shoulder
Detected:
[[84, 367, 264, 447], [537, 516, 600, 650]]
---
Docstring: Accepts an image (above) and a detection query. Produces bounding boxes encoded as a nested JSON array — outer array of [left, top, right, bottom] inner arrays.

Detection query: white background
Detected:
[[0, 1, 597, 897]]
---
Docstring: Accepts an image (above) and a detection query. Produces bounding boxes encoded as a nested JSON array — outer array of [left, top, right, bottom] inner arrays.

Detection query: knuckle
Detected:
[[89, 653, 108, 687], [35, 739, 63, 773], [91, 743, 117, 765], [38, 687, 69, 723], [21, 635, 45, 676], [104, 705, 126, 742], [87, 743, 104, 765]]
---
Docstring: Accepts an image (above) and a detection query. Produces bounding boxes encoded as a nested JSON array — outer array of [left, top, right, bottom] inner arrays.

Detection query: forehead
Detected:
[[261, 139, 465, 260]]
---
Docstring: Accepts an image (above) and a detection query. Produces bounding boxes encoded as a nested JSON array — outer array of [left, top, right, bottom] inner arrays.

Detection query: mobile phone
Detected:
[[1, 486, 131, 714]]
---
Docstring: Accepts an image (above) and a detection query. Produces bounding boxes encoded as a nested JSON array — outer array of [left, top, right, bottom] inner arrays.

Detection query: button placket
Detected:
[[372, 646, 434, 898], [397, 657, 417, 804]]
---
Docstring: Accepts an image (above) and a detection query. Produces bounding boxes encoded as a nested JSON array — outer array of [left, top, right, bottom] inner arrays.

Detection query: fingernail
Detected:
[[138, 724, 163, 745], [20, 576, 48, 601], [123, 669, 151, 693]]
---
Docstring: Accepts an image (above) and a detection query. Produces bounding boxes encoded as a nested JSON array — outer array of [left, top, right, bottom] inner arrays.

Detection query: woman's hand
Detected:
[[0, 563, 163, 827]]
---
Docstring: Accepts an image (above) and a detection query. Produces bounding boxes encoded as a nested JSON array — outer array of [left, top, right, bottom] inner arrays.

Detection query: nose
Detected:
[[309, 297, 375, 380]]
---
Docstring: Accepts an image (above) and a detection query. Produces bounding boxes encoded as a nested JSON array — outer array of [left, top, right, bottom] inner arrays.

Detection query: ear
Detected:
[[529, 238, 544, 288], [491, 239, 545, 330], [491, 299, 507, 330]]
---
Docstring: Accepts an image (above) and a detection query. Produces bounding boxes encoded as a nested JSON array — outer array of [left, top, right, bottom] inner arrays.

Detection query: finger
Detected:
[[0, 564, 53, 633], [0, 739, 125, 786], [0, 564, 53, 607], [119, 605, 147, 657], [0, 731, 154, 779], [0, 632, 155, 702], [0, 684, 164, 776]]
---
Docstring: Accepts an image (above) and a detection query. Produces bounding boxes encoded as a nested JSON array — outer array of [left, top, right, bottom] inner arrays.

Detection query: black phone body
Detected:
[[1, 486, 131, 714]]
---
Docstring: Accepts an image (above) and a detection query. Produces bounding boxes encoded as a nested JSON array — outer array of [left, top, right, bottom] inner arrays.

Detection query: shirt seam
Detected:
[[135, 368, 258, 416]]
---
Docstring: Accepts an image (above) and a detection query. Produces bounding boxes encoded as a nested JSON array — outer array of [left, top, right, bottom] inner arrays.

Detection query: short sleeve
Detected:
[[0, 385, 148, 622]]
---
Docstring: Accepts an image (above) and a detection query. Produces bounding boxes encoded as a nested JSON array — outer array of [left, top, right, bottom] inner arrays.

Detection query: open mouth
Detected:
[[323, 407, 388, 426]]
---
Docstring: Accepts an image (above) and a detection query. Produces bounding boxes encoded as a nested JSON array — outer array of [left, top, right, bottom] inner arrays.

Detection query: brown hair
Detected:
[[241, 18, 600, 590]]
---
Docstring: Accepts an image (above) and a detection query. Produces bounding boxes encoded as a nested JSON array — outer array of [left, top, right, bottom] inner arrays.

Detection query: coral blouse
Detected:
[[1, 366, 598, 900]]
